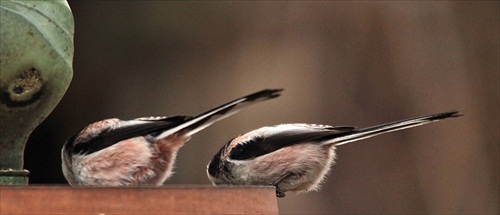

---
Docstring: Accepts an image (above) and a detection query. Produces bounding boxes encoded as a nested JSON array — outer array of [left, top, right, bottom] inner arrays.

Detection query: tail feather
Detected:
[[332, 111, 462, 146], [155, 89, 283, 140]]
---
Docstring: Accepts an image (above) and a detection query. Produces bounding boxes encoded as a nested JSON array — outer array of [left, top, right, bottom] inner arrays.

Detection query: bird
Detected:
[[61, 88, 283, 186], [207, 111, 461, 197]]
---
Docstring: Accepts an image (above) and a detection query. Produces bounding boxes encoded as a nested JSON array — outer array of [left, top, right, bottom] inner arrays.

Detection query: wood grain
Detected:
[[0, 186, 278, 214]]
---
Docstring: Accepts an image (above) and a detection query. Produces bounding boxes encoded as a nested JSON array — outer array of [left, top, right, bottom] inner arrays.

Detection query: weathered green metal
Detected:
[[0, 169, 29, 185], [0, 0, 74, 185]]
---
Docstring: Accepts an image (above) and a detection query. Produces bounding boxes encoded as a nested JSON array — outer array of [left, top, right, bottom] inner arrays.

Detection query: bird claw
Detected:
[[275, 187, 286, 198], [272, 172, 293, 198]]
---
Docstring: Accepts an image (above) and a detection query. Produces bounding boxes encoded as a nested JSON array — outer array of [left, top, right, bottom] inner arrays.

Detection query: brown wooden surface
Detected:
[[0, 186, 278, 214]]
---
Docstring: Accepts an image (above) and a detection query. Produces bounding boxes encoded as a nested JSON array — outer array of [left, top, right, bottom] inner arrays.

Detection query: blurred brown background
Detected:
[[24, 1, 498, 214]]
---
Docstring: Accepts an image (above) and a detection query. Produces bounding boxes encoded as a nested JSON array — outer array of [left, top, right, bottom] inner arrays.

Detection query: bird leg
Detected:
[[272, 172, 294, 198]]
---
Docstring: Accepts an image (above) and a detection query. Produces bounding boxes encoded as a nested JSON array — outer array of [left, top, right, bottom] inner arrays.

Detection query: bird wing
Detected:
[[228, 125, 356, 160], [70, 115, 191, 155], [226, 111, 461, 160]]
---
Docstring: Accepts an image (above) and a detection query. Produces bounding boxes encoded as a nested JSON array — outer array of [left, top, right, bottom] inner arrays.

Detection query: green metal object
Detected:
[[0, 169, 29, 185], [0, 0, 74, 185]]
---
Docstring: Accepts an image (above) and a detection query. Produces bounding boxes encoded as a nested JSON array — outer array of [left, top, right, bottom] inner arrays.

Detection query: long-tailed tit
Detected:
[[61, 89, 282, 186], [207, 111, 461, 197]]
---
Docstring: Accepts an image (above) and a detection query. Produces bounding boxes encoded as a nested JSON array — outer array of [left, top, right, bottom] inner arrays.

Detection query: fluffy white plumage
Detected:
[[62, 89, 282, 186], [207, 111, 461, 197]]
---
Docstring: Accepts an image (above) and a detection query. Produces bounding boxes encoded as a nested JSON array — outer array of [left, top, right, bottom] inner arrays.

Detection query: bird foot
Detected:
[[272, 172, 293, 198], [275, 187, 286, 198]]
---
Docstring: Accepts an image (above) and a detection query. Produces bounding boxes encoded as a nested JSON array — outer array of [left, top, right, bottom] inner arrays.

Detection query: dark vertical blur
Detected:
[[24, 1, 498, 214]]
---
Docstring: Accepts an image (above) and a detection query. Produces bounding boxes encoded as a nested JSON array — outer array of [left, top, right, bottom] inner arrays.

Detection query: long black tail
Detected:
[[155, 89, 283, 139], [331, 111, 462, 146]]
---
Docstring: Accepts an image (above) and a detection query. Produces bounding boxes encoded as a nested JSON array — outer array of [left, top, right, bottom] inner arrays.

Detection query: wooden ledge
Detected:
[[0, 186, 278, 214]]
